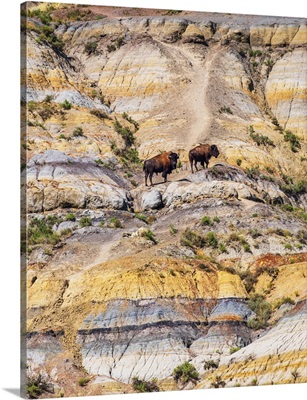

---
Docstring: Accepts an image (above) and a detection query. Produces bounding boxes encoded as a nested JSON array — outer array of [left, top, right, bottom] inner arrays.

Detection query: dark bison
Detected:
[[143, 151, 179, 186], [189, 144, 219, 173]]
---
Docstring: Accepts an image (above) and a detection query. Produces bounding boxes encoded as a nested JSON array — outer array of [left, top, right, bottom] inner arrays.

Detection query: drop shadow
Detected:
[[3, 388, 20, 397]]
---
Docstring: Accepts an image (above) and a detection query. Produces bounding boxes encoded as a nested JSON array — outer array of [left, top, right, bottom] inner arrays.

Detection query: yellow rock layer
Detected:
[[27, 255, 252, 332], [196, 349, 307, 387], [255, 262, 307, 303], [217, 271, 248, 298], [250, 24, 307, 46], [182, 24, 203, 38]]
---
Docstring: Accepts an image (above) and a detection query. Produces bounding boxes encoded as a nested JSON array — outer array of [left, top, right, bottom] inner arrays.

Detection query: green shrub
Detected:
[[73, 127, 84, 137], [114, 119, 135, 147], [90, 108, 110, 119], [265, 166, 274, 174], [169, 224, 178, 235], [250, 378, 258, 386], [141, 229, 157, 243], [172, 362, 199, 384], [249, 49, 262, 57], [28, 218, 60, 245], [116, 36, 125, 48], [265, 58, 274, 67], [132, 377, 159, 393], [291, 370, 300, 382], [243, 242, 251, 252], [284, 243, 293, 250], [84, 41, 98, 55], [238, 270, 257, 293], [273, 296, 295, 310], [281, 204, 294, 212], [201, 216, 213, 226], [130, 179, 138, 186], [229, 346, 241, 354], [210, 375, 226, 388], [61, 99, 72, 110], [107, 44, 116, 52], [32, 22, 65, 52], [248, 228, 262, 238], [28, 7, 54, 25], [124, 148, 140, 164], [79, 216, 92, 227], [246, 166, 260, 179], [297, 229, 307, 244], [180, 228, 206, 248], [44, 94, 54, 103], [265, 228, 291, 237], [218, 242, 228, 253], [227, 232, 251, 252], [206, 232, 218, 248], [198, 263, 212, 272], [247, 293, 272, 329], [122, 113, 139, 130], [65, 213, 75, 221], [27, 383, 42, 399], [218, 106, 233, 114], [284, 130, 301, 152], [78, 377, 90, 387], [236, 159, 242, 166], [249, 132, 274, 146], [109, 217, 123, 228], [204, 360, 219, 370], [37, 105, 54, 121], [135, 213, 148, 223], [26, 373, 49, 399], [213, 216, 220, 223], [59, 228, 72, 238]]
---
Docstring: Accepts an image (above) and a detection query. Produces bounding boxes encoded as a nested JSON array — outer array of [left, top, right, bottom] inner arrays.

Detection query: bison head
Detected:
[[168, 152, 179, 169], [211, 145, 220, 158]]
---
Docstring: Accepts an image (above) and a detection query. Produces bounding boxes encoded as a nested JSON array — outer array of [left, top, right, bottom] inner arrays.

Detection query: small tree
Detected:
[[132, 377, 159, 393], [172, 361, 199, 384]]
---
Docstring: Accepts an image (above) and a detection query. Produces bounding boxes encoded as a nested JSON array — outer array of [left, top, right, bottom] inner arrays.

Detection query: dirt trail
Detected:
[[178, 45, 219, 149], [157, 41, 221, 151]]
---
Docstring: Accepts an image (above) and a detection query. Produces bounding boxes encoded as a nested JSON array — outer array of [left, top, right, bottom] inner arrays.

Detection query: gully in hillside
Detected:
[[143, 151, 179, 186]]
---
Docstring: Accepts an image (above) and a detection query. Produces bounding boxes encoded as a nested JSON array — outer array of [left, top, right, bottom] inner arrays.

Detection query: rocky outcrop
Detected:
[[25, 150, 131, 212], [197, 299, 307, 387], [265, 48, 307, 139], [23, 9, 307, 179], [141, 189, 163, 210]]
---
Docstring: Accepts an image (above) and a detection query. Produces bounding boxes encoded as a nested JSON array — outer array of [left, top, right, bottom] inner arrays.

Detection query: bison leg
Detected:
[[201, 161, 205, 169], [145, 171, 149, 186], [149, 172, 154, 186], [162, 170, 168, 182], [190, 159, 194, 173], [194, 160, 198, 171]]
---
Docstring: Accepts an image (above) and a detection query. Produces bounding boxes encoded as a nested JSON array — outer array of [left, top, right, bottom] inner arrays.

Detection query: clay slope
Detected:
[[22, 3, 307, 398]]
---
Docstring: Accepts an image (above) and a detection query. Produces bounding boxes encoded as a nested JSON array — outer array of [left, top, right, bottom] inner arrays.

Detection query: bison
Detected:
[[189, 144, 219, 173], [143, 151, 179, 186]]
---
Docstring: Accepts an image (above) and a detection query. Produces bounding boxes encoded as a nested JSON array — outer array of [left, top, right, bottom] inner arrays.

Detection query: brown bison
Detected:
[[189, 144, 219, 173], [143, 151, 179, 186]]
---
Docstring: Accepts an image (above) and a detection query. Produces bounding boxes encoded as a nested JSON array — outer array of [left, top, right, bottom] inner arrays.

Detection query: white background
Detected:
[[0, 0, 306, 399]]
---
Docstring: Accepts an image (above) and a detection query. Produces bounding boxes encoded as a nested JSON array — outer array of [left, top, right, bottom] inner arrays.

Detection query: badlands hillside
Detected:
[[21, 2, 307, 398]]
